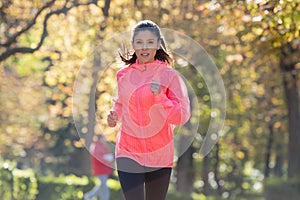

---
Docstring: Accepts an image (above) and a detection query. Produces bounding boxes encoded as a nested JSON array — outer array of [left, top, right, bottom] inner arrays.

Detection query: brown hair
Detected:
[[119, 20, 173, 65]]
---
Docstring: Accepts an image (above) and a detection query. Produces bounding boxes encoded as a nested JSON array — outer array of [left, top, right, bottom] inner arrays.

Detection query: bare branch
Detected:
[[102, 0, 111, 17], [0, 0, 99, 62], [0, 0, 56, 47]]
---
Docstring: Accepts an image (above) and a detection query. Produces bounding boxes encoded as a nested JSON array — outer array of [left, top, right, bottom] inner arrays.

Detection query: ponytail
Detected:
[[119, 51, 137, 65]]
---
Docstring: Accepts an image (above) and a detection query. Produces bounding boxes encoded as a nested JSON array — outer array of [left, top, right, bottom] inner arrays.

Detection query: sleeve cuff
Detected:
[[154, 92, 173, 108]]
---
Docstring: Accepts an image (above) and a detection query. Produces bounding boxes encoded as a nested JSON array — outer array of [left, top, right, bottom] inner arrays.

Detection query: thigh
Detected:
[[145, 168, 172, 200], [117, 170, 145, 200], [117, 157, 147, 200]]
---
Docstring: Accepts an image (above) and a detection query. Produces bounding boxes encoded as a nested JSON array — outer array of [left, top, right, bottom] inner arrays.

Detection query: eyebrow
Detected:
[[134, 39, 155, 42]]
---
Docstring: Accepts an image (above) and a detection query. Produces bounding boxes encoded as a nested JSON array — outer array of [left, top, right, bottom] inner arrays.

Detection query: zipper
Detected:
[[136, 66, 147, 166]]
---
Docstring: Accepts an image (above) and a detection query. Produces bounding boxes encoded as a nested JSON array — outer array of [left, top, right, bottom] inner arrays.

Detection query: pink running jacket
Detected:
[[112, 59, 191, 168]]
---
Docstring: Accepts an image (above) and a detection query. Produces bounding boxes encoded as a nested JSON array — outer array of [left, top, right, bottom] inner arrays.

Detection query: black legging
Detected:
[[117, 157, 172, 200]]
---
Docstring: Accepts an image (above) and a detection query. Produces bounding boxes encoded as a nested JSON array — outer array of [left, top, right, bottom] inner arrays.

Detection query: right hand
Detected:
[[107, 111, 117, 127], [150, 79, 161, 95]]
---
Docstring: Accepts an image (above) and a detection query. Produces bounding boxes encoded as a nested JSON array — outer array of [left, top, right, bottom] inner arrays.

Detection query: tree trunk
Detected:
[[85, 65, 98, 148], [274, 142, 284, 177], [214, 143, 223, 196], [176, 144, 195, 194], [264, 121, 274, 178], [202, 154, 210, 195], [283, 72, 300, 178], [273, 116, 286, 177], [280, 41, 300, 178]]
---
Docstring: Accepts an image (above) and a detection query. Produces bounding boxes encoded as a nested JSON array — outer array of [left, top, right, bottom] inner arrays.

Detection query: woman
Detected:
[[107, 20, 190, 200]]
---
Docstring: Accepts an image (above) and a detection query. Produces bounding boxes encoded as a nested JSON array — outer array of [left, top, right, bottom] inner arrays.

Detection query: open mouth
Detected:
[[141, 53, 150, 57]]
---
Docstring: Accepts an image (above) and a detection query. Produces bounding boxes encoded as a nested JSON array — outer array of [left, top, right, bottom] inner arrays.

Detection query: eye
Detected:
[[136, 41, 142, 44]]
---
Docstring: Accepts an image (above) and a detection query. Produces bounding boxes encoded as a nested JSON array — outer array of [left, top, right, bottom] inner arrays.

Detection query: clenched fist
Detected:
[[107, 111, 117, 127], [150, 79, 161, 95]]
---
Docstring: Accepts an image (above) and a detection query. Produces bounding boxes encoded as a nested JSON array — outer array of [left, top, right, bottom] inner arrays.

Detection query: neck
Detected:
[[136, 59, 155, 64]]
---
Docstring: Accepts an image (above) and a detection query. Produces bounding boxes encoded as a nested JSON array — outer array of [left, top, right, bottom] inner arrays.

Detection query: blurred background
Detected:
[[1, 0, 300, 199]]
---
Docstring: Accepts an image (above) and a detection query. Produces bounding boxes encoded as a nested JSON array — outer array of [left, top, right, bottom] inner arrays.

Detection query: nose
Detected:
[[142, 43, 147, 49]]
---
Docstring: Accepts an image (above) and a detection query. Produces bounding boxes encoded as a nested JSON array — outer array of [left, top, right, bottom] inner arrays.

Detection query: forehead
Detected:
[[133, 30, 158, 40]]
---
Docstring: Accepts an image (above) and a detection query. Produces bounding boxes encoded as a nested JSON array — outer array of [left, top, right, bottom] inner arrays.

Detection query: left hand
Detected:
[[107, 111, 117, 127], [150, 79, 161, 95]]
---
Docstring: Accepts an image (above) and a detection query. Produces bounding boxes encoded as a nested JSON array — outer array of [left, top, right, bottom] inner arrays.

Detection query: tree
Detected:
[[3, 0, 299, 197], [0, 0, 112, 174], [0, 0, 100, 61], [207, 0, 300, 178]]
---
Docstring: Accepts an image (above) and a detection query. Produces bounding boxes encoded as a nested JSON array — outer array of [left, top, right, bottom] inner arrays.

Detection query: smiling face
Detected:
[[132, 30, 161, 64]]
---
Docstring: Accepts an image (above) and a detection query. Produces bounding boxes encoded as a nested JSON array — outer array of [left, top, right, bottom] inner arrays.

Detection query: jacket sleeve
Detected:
[[110, 69, 126, 122], [154, 72, 191, 125], [111, 95, 122, 122]]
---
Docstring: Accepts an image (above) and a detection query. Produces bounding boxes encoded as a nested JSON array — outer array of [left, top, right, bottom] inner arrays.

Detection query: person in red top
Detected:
[[107, 20, 191, 200], [84, 135, 113, 200]]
